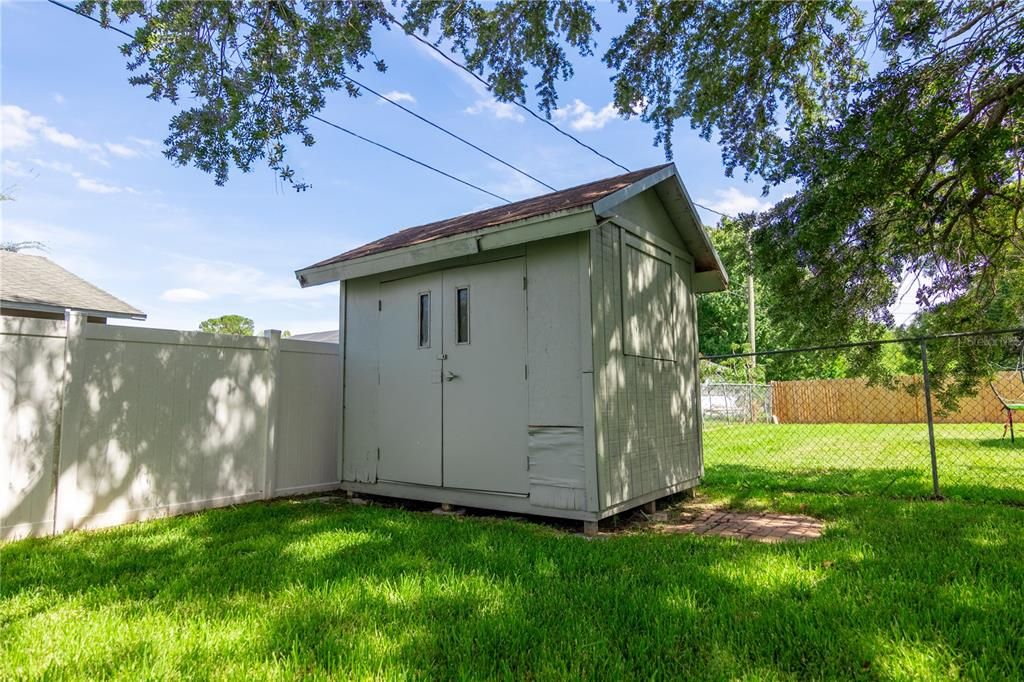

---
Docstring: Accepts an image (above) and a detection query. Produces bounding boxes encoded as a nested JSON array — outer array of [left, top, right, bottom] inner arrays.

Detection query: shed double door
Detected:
[[377, 257, 528, 494]]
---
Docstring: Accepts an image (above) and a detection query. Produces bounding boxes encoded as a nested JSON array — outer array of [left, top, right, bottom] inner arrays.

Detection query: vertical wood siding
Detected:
[[591, 222, 701, 510]]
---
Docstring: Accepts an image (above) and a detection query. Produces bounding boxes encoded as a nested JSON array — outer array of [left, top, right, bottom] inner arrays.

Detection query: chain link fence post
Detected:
[[920, 339, 941, 498]]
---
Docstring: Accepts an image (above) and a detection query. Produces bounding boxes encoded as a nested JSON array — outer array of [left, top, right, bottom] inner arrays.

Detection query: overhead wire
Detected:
[[310, 115, 509, 202], [47, 0, 512, 203], [340, 74, 556, 192], [48, 0, 748, 216]]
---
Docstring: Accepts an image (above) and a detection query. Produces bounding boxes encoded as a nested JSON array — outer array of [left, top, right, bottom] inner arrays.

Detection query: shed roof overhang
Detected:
[[296, 164, 727, 292]]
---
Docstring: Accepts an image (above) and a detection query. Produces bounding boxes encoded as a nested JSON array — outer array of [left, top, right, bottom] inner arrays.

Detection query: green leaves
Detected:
[[85, 0, 394, 189], [83, 1, 1021, 336], [198, 314, 254, 336]]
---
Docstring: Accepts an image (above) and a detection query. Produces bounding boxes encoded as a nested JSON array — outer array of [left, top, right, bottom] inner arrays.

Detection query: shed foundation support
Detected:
[[582, 521, 599, 537]]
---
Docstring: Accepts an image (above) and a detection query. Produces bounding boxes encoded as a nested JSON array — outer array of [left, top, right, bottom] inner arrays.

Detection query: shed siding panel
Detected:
[[592, 222, 701, 511], [526, 236, 582, 427], [527, 426, 586, 510], [612, 192, 687, 250], [342, 278, 380, 483]]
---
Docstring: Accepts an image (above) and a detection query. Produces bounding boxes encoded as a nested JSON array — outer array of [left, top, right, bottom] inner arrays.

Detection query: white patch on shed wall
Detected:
[[527, 426, 586, 510]]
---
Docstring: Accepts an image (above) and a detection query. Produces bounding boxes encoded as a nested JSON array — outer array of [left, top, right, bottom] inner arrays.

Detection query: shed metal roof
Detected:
[[297, 163, 726, 290], [0, 251, 146, 320], [306, 164, 672, 270]]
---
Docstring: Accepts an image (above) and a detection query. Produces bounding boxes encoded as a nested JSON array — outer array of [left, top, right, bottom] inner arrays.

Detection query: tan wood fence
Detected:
[[771, 372, 1018, 424]]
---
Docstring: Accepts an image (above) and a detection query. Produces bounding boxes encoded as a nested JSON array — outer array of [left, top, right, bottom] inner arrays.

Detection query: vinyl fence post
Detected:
[[53, 310, 87, 534], [262, 329, 282, 500], [920, 340, 941, 497]]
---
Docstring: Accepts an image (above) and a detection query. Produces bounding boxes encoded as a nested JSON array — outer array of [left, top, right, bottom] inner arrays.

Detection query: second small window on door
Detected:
[[456, 286, 470, 344], [418, 292, 431, 348]]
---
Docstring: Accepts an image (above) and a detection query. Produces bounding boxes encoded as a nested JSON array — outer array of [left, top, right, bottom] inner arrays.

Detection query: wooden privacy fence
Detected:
[[771, 372, 1016, 424], [1, 313, 340, 540]]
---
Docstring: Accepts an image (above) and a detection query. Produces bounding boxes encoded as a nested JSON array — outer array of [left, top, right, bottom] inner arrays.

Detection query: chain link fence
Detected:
[[700, 329, 1024, 503]]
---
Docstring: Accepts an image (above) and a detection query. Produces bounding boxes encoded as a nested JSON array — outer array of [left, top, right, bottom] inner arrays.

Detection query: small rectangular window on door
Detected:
[[418, 292, 430, 348], [456, 286, 470, 344]]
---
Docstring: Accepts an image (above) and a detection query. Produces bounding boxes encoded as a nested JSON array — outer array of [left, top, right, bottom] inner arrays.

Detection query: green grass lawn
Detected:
[[3, 490, 1023, 680], [703, 422, 1024, 502]]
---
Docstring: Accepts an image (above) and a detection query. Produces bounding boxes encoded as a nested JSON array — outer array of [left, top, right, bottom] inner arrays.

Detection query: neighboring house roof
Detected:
[[296, 163, 727, 291], [289, 330, 339, 343], [0, 251, 146, 320]]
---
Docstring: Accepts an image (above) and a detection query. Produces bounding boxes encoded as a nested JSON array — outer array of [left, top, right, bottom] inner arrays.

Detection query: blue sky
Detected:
[[3, 1, 912, 333]]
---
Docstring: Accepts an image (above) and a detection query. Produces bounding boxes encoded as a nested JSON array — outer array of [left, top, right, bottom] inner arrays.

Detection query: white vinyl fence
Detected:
[[2, 313, 340, 540]]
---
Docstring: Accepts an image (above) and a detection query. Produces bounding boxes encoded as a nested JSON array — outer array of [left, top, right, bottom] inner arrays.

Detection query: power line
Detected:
[[340, 75, 556, 192], [391, 18, 749, 221], [310, 115, 509, 203], [386, 16, 750, 220], [50, 0, 552, 193], [387, 14, 633, 175], [47, 0, 511, 204], [48, 0, 133, 37], [50, 0, 748, 214]]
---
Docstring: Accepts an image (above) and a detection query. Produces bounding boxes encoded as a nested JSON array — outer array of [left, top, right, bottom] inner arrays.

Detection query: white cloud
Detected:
[[0, 218, 98, 250], [30, 157, 81, 176], [405, 38, 527, 124], [381, 90, 416, 104], [698, 187, 773, 217], [161, 287, 211, 303], [464, 99, 525, 123], [1, 105, 41, 149], [26, 157, 137, 194], [52, 93, 66, 105], [2, 104, 146, 163], [165, 256, 337, 303], [482, 162, 548, 201], [77, 177, 135, 194], [2, 159, 33, 178], [552, 99, 619, 131], [105, 142, 139, 158]]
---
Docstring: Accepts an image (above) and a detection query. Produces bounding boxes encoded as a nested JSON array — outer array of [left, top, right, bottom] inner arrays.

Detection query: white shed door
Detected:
[[441, 258, 529, 494], [376, 258, 528, 494], [377, 272, 443, 486]]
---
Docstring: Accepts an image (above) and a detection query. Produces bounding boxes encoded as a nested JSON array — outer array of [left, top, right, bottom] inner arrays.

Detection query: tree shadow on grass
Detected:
[[3, 498, 1024, 678]]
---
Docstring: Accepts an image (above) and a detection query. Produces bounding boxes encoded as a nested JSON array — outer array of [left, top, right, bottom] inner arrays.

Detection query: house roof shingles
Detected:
[[307, 163, 673, 270], [0, 251, 146, 319]]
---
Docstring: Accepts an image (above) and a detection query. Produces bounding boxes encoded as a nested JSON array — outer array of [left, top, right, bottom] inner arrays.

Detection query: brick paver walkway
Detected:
[[657, 509, 823, 543]]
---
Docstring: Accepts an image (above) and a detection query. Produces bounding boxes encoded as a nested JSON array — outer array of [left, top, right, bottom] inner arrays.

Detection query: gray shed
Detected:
[[296, 163, 727, 532]]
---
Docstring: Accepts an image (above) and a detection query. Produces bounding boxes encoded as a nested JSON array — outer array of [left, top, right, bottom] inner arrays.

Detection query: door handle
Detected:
[[443, 370, 459, 382]]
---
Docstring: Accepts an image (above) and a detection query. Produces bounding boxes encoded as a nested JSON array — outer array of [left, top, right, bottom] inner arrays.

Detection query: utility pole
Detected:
[[744, 216, 757, 368]]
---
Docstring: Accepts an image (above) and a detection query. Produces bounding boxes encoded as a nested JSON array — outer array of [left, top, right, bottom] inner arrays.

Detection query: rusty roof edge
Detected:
[[295, 205, 595, 287]]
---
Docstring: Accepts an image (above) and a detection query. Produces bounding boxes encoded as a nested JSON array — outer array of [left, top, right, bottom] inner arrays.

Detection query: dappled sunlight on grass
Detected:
[[2, 494, 1023, 678]]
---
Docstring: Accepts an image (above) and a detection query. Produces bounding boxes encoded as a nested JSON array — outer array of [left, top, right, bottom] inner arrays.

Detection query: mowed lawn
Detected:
[[3, 490, 1024, 680], [703, 422, 1024, 501]]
